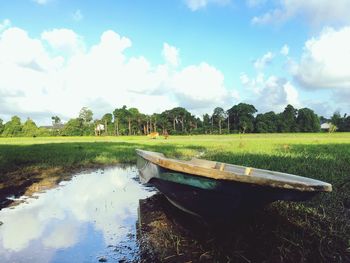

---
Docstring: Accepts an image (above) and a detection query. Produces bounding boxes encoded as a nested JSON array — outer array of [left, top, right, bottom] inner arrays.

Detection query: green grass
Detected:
[[0, 133, 350, 261]]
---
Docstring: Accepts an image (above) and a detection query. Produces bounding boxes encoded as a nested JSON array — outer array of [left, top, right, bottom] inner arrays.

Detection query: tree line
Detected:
[[1, 103, 349, 137]]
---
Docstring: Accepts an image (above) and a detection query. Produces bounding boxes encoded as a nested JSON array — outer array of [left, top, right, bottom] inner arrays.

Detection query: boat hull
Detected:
[[137, 155, 316, 219]]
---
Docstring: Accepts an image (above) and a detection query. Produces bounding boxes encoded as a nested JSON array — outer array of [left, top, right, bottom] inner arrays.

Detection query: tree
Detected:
[[278, 104, 298, 132], [51, 115, 62, 135], [330, 112, 348, 131], [76, 108, 94, 135], [228, 103, 257, 133], [101, 113, 113, 135], [2, 116, 22, 136], [124, 108, 132, 135], [343, 116, 350, 131], [158, 112, 170, 135], [1, 103, 347, 137], [329, 112, 350, 132], [319, 116, 329, 124], [202, 114, 211, 134], [255, 111, 278, 133], [134, 110, 144, 135], [193, 117, 201, 134], [212, 107, 225, 134], [22, 118, 39, 136], [51, 116, 61, 126], [128, 108, 141, 135], [0, 118, 4, 135], [113, 106, 130, 135], [101, 114, 113, 124], [187, 114, 198, 133], [173, 107, 186, 133], [62, 118, 84, 136], [79, 107, 93, 124], [167, 107, 191, 134], [226, 110, 230, 133], [296, 108, 320, 132], [113, 108, 121, 136]]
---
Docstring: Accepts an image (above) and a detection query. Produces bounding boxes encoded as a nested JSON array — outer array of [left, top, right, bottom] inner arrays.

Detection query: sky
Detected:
[[0, 0, 350, 125]]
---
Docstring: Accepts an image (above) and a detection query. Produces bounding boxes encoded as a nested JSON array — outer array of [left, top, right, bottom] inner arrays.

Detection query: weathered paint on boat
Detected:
[[136, 149, 332, 219]]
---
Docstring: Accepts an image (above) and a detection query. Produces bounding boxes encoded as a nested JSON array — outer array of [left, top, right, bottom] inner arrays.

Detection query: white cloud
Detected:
[[169, 62, 233, 112], [33, 0, 50, 5], [240, 72, 264, 94], [72, 9, 83, 22], [0, 26, 235, 124], [293, 26, 350, 90], [41, 28, 84, 55], [162, 43, 180, 67], [252, 8, 284, 25], [185, 0, 231, 11], [241, 73, 300, 112], [246, 0, 266, 8], [251, 0, 350, 26], [0, 27, 63, 71], [253, 51, 274, 70], [280, 44, 289, 56], [0, 19, 11, 32], [283, 81, 299, 107], [290, 26, 350, 113]]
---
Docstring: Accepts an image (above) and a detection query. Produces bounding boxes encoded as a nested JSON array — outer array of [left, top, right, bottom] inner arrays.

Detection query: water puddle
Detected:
[[0, 165, 156, 262]]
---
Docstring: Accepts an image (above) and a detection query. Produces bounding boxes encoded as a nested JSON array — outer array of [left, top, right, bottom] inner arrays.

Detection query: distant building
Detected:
[[321, 122, 331, 131], [95, 124, 105, 136]]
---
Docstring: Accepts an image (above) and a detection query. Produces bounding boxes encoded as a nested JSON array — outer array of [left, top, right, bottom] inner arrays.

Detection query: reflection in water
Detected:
[[0, 165, 156, 262]]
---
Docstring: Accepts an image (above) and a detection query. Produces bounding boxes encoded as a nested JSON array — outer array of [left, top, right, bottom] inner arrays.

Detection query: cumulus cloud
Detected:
[[251, 0, 350, 26], [240, 73, 300, 112], [0, 27, 63, 71], [240, 72, 264, 94], [41, 28, 85, 55], [185, 0, 231, 11], [280, 44, 289, 56], [293, 26, 350, 90], [0, 19, 11, 32], [253, 51, 274, 70], [0, 26, 235, 124], [169, 62, 233, 112], [162, 43, 180, 67]]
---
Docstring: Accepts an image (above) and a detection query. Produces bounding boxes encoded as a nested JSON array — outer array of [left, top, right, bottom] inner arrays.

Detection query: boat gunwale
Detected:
[[136, 149, 332, 193]]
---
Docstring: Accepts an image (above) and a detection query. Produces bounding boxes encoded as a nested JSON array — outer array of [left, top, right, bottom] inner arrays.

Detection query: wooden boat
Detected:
[[136, 149, 332, 219]]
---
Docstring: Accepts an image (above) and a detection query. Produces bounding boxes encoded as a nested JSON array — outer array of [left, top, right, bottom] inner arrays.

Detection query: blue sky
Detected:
[[1, 0, 349, 124]]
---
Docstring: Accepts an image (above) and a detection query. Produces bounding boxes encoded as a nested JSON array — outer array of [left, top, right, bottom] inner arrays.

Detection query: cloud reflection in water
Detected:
[[0, 165, 156, 262]]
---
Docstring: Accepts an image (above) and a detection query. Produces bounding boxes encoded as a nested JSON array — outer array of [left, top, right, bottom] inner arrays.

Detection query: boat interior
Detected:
[[136, 149, 332, 191], [187, 157, 324, 185]]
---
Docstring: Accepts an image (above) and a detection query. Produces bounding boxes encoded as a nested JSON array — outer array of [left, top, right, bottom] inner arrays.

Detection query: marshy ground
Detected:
[[0, 133, 349, 262]]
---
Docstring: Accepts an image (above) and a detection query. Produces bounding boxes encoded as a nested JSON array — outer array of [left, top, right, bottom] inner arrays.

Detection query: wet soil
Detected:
[[138, 194, 213, 262]]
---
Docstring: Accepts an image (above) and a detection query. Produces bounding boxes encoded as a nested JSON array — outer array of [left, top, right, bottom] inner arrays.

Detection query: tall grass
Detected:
[[0, 133, 349, 261]]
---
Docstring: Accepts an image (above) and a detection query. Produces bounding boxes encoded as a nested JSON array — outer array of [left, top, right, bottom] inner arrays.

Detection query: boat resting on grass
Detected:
[[136, 149, 332, 220]]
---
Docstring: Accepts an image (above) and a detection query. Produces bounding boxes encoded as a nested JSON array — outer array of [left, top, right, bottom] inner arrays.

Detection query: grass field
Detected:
[[0, 133, 349, 261]]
